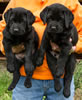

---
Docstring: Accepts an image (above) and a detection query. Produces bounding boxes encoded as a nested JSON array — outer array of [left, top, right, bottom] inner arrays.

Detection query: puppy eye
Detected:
[[23, 17, 26, 22], [61, 15, 64, 19], [60, 12, 64, 19], [10, 17, 14, 21]]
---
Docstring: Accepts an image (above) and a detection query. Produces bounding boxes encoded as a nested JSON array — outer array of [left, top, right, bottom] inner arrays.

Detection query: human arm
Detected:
[[67, 0, 82, 54]]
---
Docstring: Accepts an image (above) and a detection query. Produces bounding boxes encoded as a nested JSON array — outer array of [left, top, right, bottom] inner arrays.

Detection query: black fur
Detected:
[[36, 3, 78, 97], [3, 7, 39, 90]]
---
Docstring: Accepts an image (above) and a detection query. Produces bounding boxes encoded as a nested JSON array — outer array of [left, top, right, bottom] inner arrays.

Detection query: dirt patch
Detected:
[[0, 60, 7, 72], [74, 88, 82, 100]]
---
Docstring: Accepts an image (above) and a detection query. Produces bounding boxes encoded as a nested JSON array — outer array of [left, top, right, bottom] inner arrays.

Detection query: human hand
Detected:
[[69, 38, 76, 54]]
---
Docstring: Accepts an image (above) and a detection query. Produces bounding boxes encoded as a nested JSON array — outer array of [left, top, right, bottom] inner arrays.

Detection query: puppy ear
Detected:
[[4, 8, 12, 24], [27, 11, 35, 25], [64, 10, 74, 28], [40, 7, 49, 24]]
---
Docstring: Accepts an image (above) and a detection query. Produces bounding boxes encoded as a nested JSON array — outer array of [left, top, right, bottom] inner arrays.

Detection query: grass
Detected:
[[0, 60, 82, 100], [74, 61, 82, 90], [74, 60, 82, 100], [0, 61, 12, 100]]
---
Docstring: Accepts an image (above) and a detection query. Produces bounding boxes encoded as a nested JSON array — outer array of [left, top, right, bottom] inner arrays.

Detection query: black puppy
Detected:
[[3, 7, 39, 90], [36, 3, 78, 97]]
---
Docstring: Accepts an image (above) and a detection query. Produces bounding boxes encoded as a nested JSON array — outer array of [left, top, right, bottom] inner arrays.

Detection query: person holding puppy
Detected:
[[0, 0, 82, 100]]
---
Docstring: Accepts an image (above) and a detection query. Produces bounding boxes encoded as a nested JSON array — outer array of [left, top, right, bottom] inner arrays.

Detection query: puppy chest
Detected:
[[12, 42, 25, 54]]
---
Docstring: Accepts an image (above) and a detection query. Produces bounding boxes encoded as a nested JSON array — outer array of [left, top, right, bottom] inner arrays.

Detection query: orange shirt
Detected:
[[0, 0, 82, 80]]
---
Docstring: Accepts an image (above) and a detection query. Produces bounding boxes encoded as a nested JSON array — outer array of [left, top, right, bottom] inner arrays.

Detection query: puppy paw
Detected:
[[63, 88, 70, 98], [7, 64, 15, 73], [56, 68, 64, 77], [8, 84, 15, 91], [55, 83, 62, 92], [24, 80, 32, 88]]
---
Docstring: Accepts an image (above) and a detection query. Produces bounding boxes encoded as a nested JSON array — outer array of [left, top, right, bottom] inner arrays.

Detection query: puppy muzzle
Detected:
[[47, 21, 64, 33], [9, 23, 26, 35]]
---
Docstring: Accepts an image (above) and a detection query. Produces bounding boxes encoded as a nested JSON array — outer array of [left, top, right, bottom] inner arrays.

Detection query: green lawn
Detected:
[[0, 60, 82, 100], [0, 60, 12, 100]]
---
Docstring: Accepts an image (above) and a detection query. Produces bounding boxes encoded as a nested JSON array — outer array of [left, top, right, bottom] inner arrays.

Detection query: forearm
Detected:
[[73, 1, 82, 54]]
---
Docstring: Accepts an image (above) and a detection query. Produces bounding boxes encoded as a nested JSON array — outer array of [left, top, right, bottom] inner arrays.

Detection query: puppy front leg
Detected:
[[3, 40, 15, 73], [24, 40, 34, 88], [56, 43, 72, 77]]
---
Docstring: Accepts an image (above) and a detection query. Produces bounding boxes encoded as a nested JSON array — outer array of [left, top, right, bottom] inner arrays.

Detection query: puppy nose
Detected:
[[13, 28, 19, 32], [51, 26, 56, 29]]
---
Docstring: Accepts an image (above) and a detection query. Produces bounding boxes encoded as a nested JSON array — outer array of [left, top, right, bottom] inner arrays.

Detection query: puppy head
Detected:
[[4, 7, 35, 36], [40, 3, 74, 34]]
